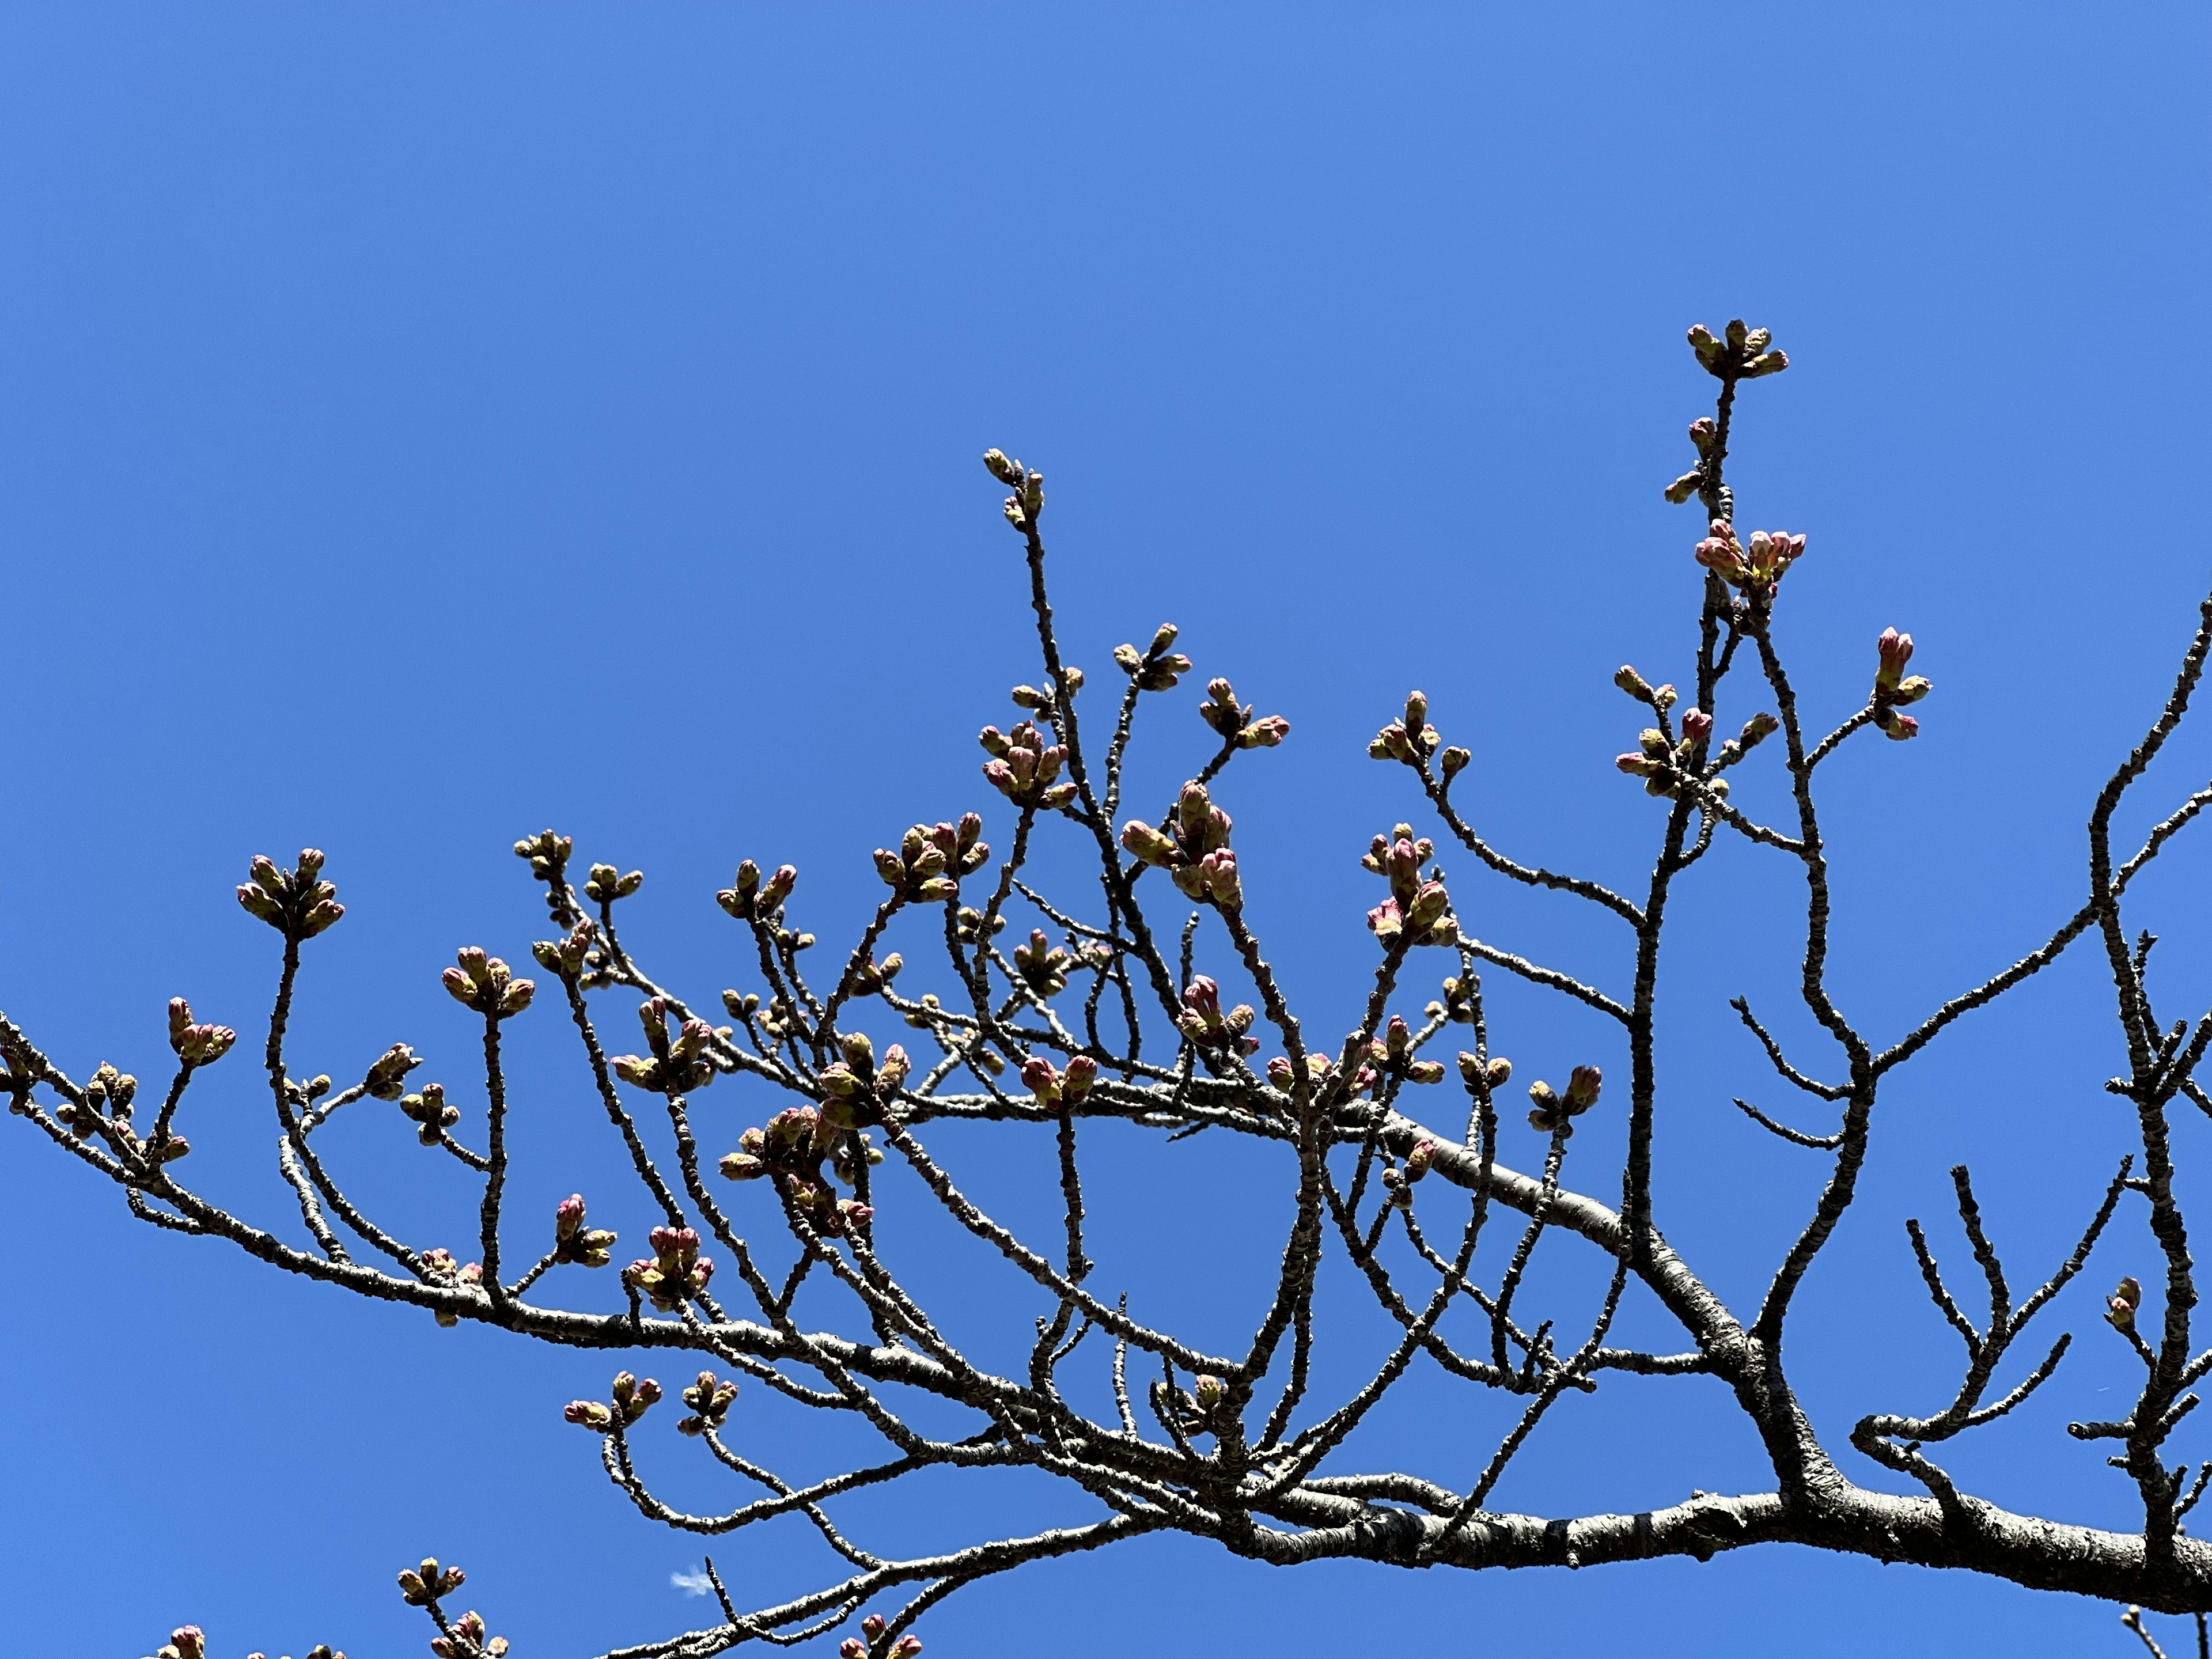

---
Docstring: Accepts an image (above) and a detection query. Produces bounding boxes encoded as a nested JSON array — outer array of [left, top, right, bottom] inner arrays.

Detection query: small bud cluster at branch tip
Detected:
[[677, 1369, 740, 1436], [2107, 1275, 2143, 1333], [1686, 319, 1787, 382], [1459, 1051, 1513, 1092], [1870, 627, 1933, 741], [429, 1608, 509, 1659], [441, 948, 535, 1019], [166, 998, 237, 1068], [552, 1194, 618, 1267], [582, 862, 643, 904], [722, 1096, 883, 1234], [1614, 667, 1680, 713], [1013, 928, 1075, 997], [399, 1082, 461, 1146], [1369, 690, 1442, 767], [1694, 520, 1806, 605], [419, 1248, 484, 1324], [1114, 621, 1193, 691], [625, 1226, 714, 1310], [531, 918, 599, 980], [1022, 1052, 1099, 1109], [1177, 976, 1258, 1055], [1363, 824, 1456, 948], [843, 953, 902, 997], [1199, 676, 1291, 751], [874, 816, 988, 902], [1381, 1137, 1441, 1209], [1526, 1065, 1603, 1136], [984, 447, 1045, 532], [236, 849, 344, 942], [1123, 780, 1243, 907], [980, 720, 1077, 811], [513, 826, 573, 883], [843, 1632, 924, 1659], [365, 1043, 422, 1100], [1426, 972, 1479, 1025], [149, 1627, 207, 1659], [612, 998, 718, 1094], [398, 1557, 466, 1607], [717, 859, 798, 924]]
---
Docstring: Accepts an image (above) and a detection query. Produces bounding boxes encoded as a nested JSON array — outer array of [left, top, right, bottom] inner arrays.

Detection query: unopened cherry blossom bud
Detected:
[[1881, 711, 1919, 741], [1688, 416, 1716, 453], [1566, 1065, 1603, 1109], [1237, 715, 1291, 749], [1194, 1374, 1225, 1410], [1406, 1060, 1445, 1085], [1740, 713, 1779, 749], [1665, 470, 1702, 504], [1681, 709, 1713, 744]]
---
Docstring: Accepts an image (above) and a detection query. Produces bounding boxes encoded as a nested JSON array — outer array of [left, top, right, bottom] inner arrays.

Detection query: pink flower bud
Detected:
[[1680, 708, 1713, 743]]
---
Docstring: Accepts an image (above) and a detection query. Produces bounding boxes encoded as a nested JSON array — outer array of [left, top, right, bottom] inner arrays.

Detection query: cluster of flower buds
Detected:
[[147, 1627, 208, 1659], [565, 1370, 660, 1433], [722, 1103, 882, 1229], [1686, 320, 1787, 381], [1373, 1014, 1447, 1085], [419, 1248, 484, 1325], [57, 1062, 156, 1149], [1426, 973, 1479, 1026], [513, 827, 573, 884], [441, 948, 535, 1020], [2107, 1275, 2144, 1334], [1123, 781, 1241, 907], [397, 1556, 467, 1608], [1021, 1052, 1099, 1109], [551, 1194, 618, 1268], [1525, 1065, 1603, 1135], [1010, 668, 1084, 728], [236, 850, 344, 942], [955, 904, 1009, 946], [612, 998, 719, 1095], [429, 1610, 508, 1659], [816, 1031, 910, 1126], [677, 1369, 740, 1437], [842, 1618, 923, 1659], [1197, 677, 1290, 751], [530, 918, 599, 981], [1266, 1051, 1343, 1098], [1363, 826, 1456, 948], [1114, 622, 1193, 692], [398, 1083, 461, 1146], [718, 859, 798, 924], [1615, 709, 1776, 798], [1176, 976, 1257, 1055], [165, 998, 237, 1069], [1613, 665, 1679, 713], [1369, 691, 1442, 767], [980, 720, 1077, 812], [1870, 627, 1932, 742], [582, 863, 643, 905], [1380, 1138, 1440, 1209], [625, 1226, 714, 1310], [985, 447, 1045, 532], [842, 954, 903, 999], [1663, 415, 1725, 503], [1012, 929, 1075, 997], [874, 816, 988, 902], [1457, 1051, 1514, 1094], [1693, 520, 1807, 604], [365, 1043, 422, 1100]]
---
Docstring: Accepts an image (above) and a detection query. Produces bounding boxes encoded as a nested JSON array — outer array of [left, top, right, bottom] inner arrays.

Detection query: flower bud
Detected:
[[1680, 708, 1713, 744], [1740, 712, 1780, 748]]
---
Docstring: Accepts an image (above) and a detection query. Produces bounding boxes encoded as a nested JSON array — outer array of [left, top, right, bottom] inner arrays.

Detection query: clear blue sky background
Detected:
[[2, 5, 2209, 1656]]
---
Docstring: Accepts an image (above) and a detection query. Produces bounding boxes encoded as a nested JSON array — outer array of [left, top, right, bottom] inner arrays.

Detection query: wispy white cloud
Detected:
[[672, 1567, 715, 1598]]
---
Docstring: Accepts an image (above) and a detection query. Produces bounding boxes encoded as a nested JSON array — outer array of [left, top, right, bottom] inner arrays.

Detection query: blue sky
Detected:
[[2, 3, 2209, 1655]]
